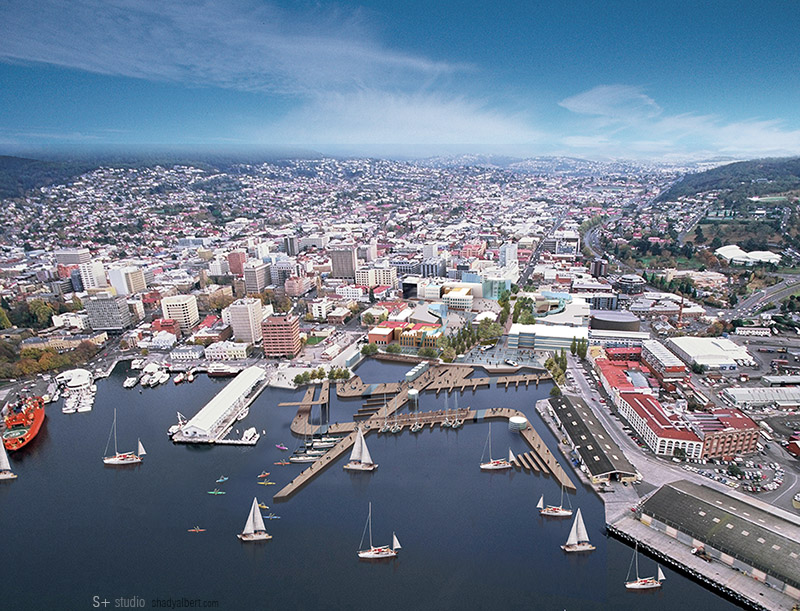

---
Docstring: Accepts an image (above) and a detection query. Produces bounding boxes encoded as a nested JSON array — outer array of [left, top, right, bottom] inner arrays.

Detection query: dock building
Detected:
[[638, 480, 800, 600], [180, 366, 265, 441]]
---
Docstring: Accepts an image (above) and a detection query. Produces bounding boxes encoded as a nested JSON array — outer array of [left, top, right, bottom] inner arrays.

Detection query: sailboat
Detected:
[[452, 393, 463, 428], [479, 424, 512, 470], [625, 542, 665, 589], [103, 409, 145, 465], [537, 484, 573, 517], [0, 442, 17, 480], [343, 427, 377, 471], [357, 502, 400, 559], [380, 395, 391, 433], [390, 401, 402, 434], [561, 508, 595, 552], [410, 409, 423, 433], [441, 393, 452, 428], [237, 497, 272, 541]]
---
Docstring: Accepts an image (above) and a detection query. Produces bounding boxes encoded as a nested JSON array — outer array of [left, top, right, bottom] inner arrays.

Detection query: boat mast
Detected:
[[368, 502, 373, 549]]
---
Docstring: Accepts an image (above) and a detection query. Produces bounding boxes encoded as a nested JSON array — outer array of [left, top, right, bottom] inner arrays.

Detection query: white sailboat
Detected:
[[357, 502, 400, 559], [479, 423, 512, 471], [237, 497, 272, 541], [441, 393, 452, 428], [537, 484, 573, 517], [561, 508, 595, 552], [410, 409, 423, 433], [452, 393, 463, 428], [103, 409, 145, 465], [343, 428, 377, 471], [0, 443, 17, 480], [625, 542, 665, 589]]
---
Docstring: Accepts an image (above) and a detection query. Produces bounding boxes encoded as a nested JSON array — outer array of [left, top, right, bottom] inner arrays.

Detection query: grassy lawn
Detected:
[[305, 336, 325, 346]]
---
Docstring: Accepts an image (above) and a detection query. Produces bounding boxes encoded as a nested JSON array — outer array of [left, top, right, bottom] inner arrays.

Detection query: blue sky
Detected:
[[1, 0, 799, 159]]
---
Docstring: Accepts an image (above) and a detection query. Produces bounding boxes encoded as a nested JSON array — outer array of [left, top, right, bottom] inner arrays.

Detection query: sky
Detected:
[[1, 0, 799, 160]]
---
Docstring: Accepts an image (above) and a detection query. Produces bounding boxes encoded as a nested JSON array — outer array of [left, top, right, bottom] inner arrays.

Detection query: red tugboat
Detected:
[[3, 396, 46, 451]]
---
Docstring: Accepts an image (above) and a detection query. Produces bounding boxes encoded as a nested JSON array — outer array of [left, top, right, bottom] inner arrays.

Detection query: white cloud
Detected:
[[559, 85, 661, 120], [559, 85, 800, 158], [0, 0, 462, 95], [260, 91, 541, 152]]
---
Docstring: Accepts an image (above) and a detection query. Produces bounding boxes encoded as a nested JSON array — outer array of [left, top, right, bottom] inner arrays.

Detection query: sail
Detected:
[[0, 444, 11, 471], [360, 431, 374, 465], [536, 495, 544, 510], [243, 498, 257, 534], [508, 448, 515, 463], [657, 566, 665, 581], [137, 439, 146, 456], [392, 533, 401, 551], [575, 508, 590, 543], [244, 497, 265, 534], [349, 429, 364, 462], [565, 513, 580, 547]]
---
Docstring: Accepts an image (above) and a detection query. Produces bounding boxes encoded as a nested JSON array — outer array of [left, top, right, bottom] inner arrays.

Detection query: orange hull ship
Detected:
[[3, 396, 45, 451]]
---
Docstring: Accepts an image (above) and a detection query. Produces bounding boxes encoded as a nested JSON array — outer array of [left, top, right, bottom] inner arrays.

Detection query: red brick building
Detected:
[[261, 314, 301, 358]]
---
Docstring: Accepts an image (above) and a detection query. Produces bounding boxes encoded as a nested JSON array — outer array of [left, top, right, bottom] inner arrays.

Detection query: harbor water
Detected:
[[0, 359, 740, 610]]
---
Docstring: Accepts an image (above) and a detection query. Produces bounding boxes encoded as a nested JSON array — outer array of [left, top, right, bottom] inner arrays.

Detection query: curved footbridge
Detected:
[[273, 364, 569, 502]]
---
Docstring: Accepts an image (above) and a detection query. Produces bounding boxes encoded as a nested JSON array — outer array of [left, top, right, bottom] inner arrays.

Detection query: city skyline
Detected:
[[2, 0, 800, 159]]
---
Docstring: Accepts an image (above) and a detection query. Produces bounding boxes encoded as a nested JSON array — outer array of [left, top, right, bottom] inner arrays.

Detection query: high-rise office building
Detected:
[[243, 259, 270, 294], [227, 297, 263, 344], [227, 249, 248, 276], [161, 294, 200, 333], [55, 247, 91, 266], [78, 260, 108, 291], [84, 293, 132, 332], [329, 243, 357, 280], [262, 314, 301, 358], [284, 235, 298, 256], [108, 266, 147, 296]]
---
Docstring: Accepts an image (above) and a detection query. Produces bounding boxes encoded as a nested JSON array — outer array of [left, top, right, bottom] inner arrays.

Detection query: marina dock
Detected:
[[274, 382, 575, 501]]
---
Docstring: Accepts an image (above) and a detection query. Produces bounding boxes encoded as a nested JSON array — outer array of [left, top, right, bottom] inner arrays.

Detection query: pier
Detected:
[[171, 366, 269, 445], [274, 401, 575, 501]]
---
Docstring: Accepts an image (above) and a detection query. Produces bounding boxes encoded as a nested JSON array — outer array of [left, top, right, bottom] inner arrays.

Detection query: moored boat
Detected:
[[208, 363, 238, 377], [3, 396, 45, 451], [123, 376, 139, 389], [625, 542, 665, 590], [173, 372, 186, 385]]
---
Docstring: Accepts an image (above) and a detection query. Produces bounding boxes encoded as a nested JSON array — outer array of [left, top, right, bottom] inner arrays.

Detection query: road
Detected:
[[725, 278, 800, 320], [562, 353, 800, 509]]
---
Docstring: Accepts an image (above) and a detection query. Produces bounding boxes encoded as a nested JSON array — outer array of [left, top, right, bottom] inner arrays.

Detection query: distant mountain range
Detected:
[[657, 156, 800, 201]]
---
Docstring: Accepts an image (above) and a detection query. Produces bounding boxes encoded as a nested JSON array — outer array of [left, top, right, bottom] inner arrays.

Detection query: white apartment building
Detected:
[[79, 260, 108, 290], [161, 294, 200, 333], [243, 259, 270, 294], [355, 265, 398, 289], [205, 340, 248, 361]]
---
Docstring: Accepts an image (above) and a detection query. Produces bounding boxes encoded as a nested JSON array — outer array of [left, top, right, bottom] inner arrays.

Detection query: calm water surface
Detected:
[[1, 359, 740, 610]]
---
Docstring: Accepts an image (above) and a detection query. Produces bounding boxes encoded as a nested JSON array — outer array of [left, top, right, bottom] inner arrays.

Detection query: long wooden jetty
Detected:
[[273, 366, 575, 502]]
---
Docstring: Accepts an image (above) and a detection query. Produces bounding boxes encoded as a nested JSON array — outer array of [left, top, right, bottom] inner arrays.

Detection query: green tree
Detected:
[[363, 312, 375, 326], [361, 343, 379, 356], [570, 337, 577, 356], [418, 346, 437, 358], [441, 347, 456, 362], [385, 343, 402, 354], [0, 308, 11, 330], [550, 385, 562, 397]]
